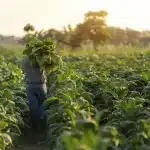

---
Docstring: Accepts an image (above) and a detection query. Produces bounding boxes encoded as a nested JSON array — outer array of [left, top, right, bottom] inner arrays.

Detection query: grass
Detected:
[[59, 45, 150, 57], [0, 44, 24, 57], [0, 43, 150, 59]]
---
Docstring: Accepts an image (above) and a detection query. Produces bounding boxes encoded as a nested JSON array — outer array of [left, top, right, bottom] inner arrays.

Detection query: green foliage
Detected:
[[44, 52, 150, 150], [0, 56, 28, 150], [23, 37, 63, 75]]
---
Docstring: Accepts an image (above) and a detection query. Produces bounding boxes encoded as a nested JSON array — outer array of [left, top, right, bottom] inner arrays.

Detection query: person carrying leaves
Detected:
[[22, 55, 47, 132], [22, 37, 61, 133]]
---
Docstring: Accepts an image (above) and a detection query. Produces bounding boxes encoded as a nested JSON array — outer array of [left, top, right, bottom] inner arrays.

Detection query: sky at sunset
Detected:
[[0, 0, 149, 36]]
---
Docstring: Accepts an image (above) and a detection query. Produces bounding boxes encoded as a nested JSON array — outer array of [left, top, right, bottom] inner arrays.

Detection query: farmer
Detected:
[[22, 56, 47, 132]]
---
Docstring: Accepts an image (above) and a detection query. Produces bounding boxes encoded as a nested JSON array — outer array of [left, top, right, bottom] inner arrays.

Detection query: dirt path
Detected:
[[10, 131, 50, 150]]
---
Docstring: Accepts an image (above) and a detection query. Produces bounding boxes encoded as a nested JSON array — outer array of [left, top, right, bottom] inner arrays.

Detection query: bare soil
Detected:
[[10, 130, 50, 150]]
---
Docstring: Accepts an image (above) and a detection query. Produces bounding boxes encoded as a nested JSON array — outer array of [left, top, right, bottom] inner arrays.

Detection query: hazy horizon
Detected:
[[0, 0, 150, 36]]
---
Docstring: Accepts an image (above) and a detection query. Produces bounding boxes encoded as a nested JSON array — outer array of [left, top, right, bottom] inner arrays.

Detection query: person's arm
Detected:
[[41, 70, 47, 84]]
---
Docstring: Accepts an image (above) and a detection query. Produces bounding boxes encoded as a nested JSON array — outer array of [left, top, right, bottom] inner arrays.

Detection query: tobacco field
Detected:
[[0, 49, 150, 150]]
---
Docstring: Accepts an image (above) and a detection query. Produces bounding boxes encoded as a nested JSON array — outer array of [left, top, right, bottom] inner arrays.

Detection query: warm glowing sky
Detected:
[[0, 0, 150, 36]]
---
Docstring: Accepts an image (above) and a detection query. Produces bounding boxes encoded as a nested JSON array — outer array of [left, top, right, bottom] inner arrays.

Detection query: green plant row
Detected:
[[0, 56, 28, 150], [44, 52, 150, 150]]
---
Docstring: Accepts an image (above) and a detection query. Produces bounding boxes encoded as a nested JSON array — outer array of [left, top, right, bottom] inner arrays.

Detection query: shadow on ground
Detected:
[[10, 130, 50, 150]]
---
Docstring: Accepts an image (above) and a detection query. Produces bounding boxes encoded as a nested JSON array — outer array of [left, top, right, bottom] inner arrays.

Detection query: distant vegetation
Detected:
[[20, 10, 150, 50], [1, 9, 150, 55], [0, 35, 20, 45], [0, 35, 23, 57]]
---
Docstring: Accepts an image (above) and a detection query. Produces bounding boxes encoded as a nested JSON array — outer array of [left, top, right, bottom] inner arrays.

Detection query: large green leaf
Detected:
[[0, 121, 8, 131]]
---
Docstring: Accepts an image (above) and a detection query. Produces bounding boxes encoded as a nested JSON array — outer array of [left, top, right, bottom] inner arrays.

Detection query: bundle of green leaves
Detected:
[[23, 37, 63, 74]]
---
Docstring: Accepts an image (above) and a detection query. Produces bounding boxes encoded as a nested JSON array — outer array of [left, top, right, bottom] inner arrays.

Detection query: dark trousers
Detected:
[[27, 83, 47, 131]]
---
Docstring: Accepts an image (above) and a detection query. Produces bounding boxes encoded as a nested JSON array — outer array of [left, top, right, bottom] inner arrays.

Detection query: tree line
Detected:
[[21, 10, 150, 50]]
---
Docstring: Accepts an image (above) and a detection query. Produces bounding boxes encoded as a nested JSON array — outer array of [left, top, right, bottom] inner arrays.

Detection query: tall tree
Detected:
[[20, 23, 36, 44], [23, 23, 35, 33], [75, 10, 109, 50]]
